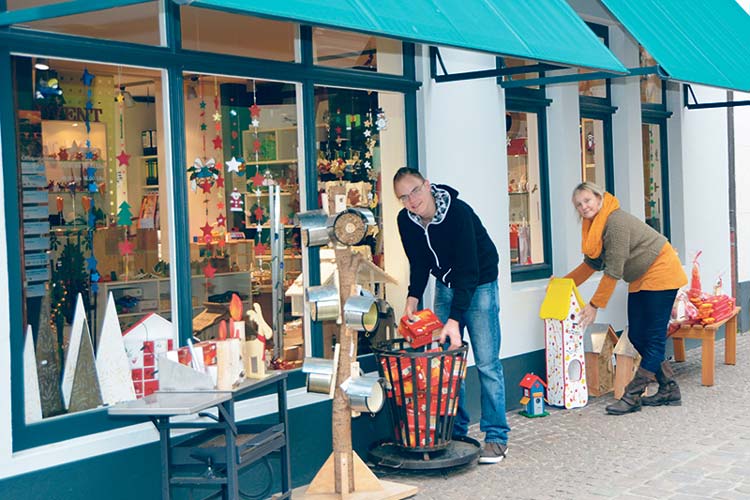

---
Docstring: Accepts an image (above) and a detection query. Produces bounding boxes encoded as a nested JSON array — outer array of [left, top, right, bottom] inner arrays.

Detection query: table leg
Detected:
[[673, 337, 686, 362], [221, 400, 238, 500], [158, 417, 171, 500], [278, 377, 291, 497], [702, 334, 715, 386], [725, 315, 737, 365]]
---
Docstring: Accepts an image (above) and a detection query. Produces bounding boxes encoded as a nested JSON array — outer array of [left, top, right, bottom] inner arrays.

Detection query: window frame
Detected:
[[579, 23, 616, 194], [0, 6, 419, 451], [505, 87, 553, 282]]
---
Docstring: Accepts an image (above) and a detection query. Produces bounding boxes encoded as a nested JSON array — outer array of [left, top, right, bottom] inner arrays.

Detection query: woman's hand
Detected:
[[439, 319, 463, 349], [579, 303, 598, 330]]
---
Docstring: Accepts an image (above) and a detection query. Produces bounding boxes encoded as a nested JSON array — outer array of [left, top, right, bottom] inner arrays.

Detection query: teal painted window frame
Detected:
[[0, 5, 420, 451], [505, 93, 553, 283], [580, 23, 616, 194]]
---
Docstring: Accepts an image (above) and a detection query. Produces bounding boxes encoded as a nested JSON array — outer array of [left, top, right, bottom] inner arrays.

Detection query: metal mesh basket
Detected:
[[373, 339, 468, 452]]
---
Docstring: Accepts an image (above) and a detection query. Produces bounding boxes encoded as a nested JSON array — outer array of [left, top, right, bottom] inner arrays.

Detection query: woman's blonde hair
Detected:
[[571, 181, 605, 204]]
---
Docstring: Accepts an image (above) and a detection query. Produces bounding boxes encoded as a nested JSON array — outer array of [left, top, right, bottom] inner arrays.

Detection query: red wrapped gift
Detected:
[[398, 309, 443, 348]]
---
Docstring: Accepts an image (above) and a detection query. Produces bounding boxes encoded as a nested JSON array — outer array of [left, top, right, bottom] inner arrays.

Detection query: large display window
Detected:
[[12, 55, 169, 416]]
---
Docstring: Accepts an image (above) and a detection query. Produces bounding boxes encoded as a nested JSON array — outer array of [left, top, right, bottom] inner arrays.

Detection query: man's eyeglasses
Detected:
[[398, 182, 426, 203]]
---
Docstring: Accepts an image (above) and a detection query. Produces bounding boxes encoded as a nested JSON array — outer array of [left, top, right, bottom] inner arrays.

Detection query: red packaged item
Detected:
[[399, 309, 443, 348]]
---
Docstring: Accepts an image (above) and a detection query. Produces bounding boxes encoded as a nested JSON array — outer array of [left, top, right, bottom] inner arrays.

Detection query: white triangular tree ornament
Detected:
[[96, 293, 136, 405], [61, 294, 89, 409], [23, 325, 42, 424]]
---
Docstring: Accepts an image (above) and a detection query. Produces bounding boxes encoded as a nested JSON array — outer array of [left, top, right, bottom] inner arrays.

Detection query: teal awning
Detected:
[[184, 0, 626, 73], [601, 0, 750, 91]]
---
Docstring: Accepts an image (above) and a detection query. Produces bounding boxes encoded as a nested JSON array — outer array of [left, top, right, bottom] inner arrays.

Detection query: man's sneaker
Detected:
[[478, 442, 507, 464]]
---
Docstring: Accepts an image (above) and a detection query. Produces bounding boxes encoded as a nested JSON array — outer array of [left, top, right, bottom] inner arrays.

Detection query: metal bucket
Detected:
[[343, 295, 379, 332], [346, 375, 385, 414], [305, 285, 340, 321]]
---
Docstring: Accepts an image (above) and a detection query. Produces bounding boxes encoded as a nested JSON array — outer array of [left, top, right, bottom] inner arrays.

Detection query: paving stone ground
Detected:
[[370, 331, 750, 500]]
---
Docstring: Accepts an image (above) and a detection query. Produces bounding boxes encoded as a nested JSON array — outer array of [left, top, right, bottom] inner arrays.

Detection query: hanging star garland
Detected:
[[203, 263, 217, 279], [201, 222, 214, 238], [225, 156, 242, 174], [116, 150, 131, 166], [118, 239, 135, 256]]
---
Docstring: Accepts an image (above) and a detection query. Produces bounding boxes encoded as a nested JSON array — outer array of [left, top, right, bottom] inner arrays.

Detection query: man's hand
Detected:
[[579, 303, 598, 330], [404, 296, 419, 321], [439, 319, 463, 349]]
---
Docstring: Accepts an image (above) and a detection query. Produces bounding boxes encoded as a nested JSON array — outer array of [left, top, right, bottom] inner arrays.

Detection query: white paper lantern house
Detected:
[[538, 278, 588, 409]]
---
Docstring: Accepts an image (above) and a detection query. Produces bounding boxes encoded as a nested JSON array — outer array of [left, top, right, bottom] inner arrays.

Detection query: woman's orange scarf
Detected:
[[581, 192, 620, 259]]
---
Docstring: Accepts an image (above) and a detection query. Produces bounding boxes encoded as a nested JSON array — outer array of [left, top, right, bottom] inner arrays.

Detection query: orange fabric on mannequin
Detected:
[[564, 262, 595, 287], [581, 192, 620, 259]]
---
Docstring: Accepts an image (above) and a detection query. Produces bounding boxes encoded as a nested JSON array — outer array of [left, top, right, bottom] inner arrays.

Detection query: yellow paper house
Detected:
[[538, 278, 588, 409]]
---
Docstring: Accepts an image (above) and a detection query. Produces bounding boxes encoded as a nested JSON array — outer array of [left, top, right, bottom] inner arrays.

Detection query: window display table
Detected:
[[671, 307, 741, 386], [109, 371, 290, 500]]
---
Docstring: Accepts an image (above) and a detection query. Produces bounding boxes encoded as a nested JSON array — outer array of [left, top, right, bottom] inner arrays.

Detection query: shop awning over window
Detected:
[[183, 0, 626, 73], [600, 0, 750, 91]]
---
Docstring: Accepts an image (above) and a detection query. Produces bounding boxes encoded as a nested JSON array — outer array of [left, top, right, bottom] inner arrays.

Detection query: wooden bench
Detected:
[[670, 306, 741, 386]]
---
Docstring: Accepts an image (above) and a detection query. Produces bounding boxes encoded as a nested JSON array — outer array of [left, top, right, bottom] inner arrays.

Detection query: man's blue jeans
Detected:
[[434, 280, 510, 444]]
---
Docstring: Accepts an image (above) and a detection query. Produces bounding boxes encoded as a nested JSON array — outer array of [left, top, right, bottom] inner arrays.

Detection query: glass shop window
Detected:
[[580, 117, 607, 187], [181, 7, 296, 62], [6, 0, 161, 46], [12, 55, 169, 417], [313, 28, 403, 75], [506, 111, 545, 268], [183, 73, 304, 369], [640, 47, 663, 105], [642, 123, 665, 233], [313, 86, 406, 358]]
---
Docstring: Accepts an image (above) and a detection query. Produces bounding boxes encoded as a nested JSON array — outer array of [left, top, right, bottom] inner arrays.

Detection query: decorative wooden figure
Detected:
[[35, 294, 64, 418], [539, 278, 588, 409], [583, 323, 619, 397], [613, 327, 642, 400], [23, 325, 43, 424], [519, 373, 548, 418], [245, 303, 269, 379]]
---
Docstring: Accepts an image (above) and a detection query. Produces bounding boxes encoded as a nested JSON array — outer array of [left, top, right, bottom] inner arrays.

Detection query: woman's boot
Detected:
[[642, 360, 681, 406], [606, 367, 655, 415]]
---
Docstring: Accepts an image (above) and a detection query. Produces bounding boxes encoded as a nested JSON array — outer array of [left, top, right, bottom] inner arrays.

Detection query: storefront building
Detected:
[[0, 1, 748, 498]]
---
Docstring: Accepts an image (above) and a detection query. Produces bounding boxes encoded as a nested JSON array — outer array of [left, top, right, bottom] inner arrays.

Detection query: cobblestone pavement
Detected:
[[371, 332, 750, 500]]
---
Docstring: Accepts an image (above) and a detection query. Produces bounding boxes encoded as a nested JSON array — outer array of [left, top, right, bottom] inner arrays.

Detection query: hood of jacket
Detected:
[[406, 183, 455, 226]]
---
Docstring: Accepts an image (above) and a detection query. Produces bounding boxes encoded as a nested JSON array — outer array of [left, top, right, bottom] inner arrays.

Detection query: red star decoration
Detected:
[[231, 131, 238, 139], [216, 214, 226, 227], [249, 104, 261, 118], [335, 127, 342, 135], [203, 263, 217, 279], [217, 201, 225, 210], [215, 175, 225, 188], [118, 240, 134, 256], [213, 96, 219, 108], [214, 122, 221, 132], [253, 139, 261, 152], [251, 171, 265, 187], [212, 135, 223, 149], [116, 150, 131, 166], [254, 205, 265, 221], [255, 242, 268, 256], [200, 179, 212, 193], [201, 222, 213, 237]]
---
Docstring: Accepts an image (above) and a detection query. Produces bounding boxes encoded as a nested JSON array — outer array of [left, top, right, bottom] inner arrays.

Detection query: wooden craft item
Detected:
[[216, 338, 243, 391], [23, 325, 43, 423]]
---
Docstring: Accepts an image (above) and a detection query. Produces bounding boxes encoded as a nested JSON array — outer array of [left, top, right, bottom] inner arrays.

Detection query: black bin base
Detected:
[[368, 435, 481, 470]]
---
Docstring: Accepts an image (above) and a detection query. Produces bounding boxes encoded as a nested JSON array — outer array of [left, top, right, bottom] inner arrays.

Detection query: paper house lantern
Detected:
[[123, 313, 174, 398], [538, 278, 588, 409], [519, 373, 548, 418], [583, 323, 619, 397]]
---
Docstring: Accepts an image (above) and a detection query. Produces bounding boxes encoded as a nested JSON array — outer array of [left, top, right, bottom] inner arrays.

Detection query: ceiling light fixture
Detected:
[[34, 58, 50, 71]]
